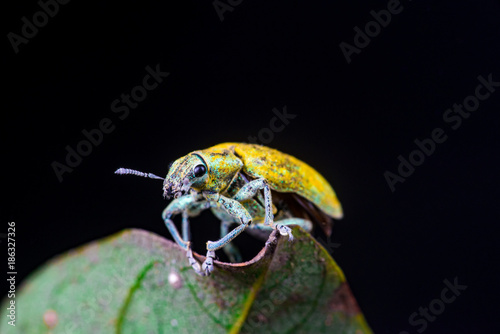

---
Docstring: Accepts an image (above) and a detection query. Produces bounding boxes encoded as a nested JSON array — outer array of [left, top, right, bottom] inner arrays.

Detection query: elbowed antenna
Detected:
[[114, 168, 164, 180]]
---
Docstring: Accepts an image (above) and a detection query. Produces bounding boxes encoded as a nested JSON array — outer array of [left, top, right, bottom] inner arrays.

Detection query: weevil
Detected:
[[115, 143, 343, 276]]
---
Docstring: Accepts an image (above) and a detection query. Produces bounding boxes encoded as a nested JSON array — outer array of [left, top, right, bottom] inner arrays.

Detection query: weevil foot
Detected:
[[276, 224, 294, 241], [186, 246, 207, 276], [202, 250, 216, 276]]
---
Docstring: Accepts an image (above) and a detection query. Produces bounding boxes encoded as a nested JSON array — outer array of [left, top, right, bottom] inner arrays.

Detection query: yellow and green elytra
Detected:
[[115, 142, 343, 276]]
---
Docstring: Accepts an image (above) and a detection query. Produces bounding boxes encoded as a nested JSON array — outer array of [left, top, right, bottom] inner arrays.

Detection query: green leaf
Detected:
[[1, 227, 372, 333]]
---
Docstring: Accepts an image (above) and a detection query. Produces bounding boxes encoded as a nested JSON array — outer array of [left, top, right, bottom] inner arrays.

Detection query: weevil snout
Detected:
[[163, 189, 183, 199], [163, 184, 179, 199], [163, 179, 190, 199], [163, 186, 174, 199]]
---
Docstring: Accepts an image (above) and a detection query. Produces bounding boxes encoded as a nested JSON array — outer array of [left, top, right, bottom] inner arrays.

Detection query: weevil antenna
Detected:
[[114, 168, 164, 180]]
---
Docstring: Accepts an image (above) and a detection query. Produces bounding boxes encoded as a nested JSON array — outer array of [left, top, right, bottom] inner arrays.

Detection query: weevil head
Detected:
[[163, 154, 209, 199], [163, 146, 244, 199]]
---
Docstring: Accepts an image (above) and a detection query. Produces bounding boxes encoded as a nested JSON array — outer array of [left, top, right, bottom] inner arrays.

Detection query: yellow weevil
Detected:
[[116, 143, 342, 276]]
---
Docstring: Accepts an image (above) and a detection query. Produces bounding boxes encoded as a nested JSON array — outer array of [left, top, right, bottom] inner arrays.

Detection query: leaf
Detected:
[[1, 227, 372, 334]]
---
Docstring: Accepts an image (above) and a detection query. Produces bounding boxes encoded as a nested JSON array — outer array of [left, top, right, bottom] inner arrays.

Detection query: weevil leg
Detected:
[[232, 178, 274, 226], [162, 193, 204, 249], [220, 221, 243, 263], [233, 178, 297, 239], [162, 194, 214, 276], [180, 210, 209, 276], [202, 192, 253, 275], [203, 220, 249, 275], [250, 218, 313, 242], [163, 213, 206, 276], [182, 211, 190, 242], [163, 214, 189, 250]]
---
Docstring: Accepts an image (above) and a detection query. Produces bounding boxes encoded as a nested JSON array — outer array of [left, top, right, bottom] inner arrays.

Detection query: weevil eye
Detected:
[[193, 164, 206, 178]]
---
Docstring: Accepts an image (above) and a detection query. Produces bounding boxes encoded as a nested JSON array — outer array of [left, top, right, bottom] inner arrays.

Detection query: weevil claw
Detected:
[[276, 224, 294, 241], [187, 246, 207, 276], [202, 250, 216, 276]]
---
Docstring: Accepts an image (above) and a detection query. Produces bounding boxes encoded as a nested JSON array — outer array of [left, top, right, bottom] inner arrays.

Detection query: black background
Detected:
[[3, 0, 500, 333]]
